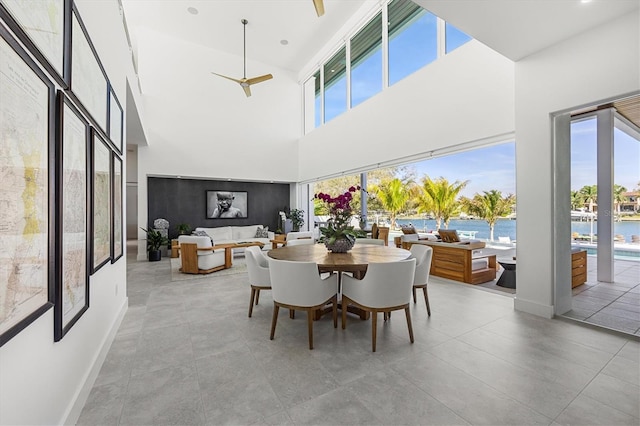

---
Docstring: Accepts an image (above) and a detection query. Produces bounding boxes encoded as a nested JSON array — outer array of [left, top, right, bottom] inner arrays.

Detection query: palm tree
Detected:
[[613, 184, 627, 214], [371, 178, 412, 229], [579, 185, 597, 212], [417, 176, 468, 230], [461, 190, 515, 241], [571, 190, 585, 210]]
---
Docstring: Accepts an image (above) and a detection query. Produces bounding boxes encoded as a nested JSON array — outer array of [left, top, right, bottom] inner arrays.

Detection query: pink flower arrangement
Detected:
[[314, 186, 363, 245]]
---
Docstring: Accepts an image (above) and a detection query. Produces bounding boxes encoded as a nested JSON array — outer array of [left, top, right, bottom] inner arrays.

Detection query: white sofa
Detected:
[[195, 225, 274, 253]]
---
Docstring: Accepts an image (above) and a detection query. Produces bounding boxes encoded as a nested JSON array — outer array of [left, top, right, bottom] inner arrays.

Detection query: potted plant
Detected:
[[176, 223, 191, 235], [141, 227, 168, 261], [289, 208, 305, 232]]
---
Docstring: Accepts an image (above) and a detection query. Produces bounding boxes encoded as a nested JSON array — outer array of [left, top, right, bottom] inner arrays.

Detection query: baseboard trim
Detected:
[[63, 298, 128, 425], [514, 297, 554, 319]]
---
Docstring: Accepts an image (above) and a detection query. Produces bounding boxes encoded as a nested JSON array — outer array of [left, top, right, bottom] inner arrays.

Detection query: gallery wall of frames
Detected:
[[0, 0, 124, 346]]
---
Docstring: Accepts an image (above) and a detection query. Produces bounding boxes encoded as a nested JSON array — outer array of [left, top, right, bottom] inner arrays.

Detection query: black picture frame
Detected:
[[0, 25, 55, 347], [107, 85, 123, 154], [68, 4, 109, 134], [0, 0, 70, 88], [206, 191, 248, 219], [54, 92, 90, 341], [111, 153, 123, 263], [90, 129, 112, 273]]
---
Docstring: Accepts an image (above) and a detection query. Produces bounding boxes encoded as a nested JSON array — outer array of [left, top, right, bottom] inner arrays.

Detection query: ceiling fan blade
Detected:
[[313, 0, 325, 16], [246, 74, 273, 85], [211, 72, 243, 84], [242, 85, 252, 97]]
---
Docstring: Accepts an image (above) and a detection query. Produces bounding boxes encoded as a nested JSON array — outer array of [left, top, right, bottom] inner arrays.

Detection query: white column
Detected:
[[596, 108, 615, 282]]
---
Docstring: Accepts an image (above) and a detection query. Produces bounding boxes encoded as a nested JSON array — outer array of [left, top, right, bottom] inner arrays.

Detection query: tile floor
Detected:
[[564, 258, 640, 336], [77, 247, 640, 425]]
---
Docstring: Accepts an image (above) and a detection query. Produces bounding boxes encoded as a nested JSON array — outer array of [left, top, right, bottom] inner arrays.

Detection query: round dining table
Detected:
[[268, 244, 412, 320], [267, 243, 411, 275]]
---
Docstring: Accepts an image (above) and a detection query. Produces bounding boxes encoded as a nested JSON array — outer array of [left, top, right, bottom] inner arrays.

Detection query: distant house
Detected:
[[620, 191, 640, 213]]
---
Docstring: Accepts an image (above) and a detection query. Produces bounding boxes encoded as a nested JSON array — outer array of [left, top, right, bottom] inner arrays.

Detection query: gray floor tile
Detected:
[[286, 387, 382, 425], [601, 354, 640, 386], [131, 323, 194, 376], [120, 364, 205, 425], [554, 394, 639, 426], [582, 373, 640, 418], [76, 380, 126, 425], [94, 331, 138, 387]]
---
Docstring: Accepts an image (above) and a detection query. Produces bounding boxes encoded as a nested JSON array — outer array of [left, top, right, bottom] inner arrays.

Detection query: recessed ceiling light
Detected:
[[280, 39, 289, 45], [580, 0, 592, 3], [330, 69, 335, 73], [187, 7, 198, 15]]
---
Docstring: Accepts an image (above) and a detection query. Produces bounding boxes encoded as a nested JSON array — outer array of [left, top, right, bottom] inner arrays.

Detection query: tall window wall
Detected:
[[303, 0, 471, 134]]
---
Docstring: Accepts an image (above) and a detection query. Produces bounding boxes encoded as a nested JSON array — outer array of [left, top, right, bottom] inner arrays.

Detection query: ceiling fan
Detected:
[[211, 19, 272, 97], [313, 0, 325, 16]]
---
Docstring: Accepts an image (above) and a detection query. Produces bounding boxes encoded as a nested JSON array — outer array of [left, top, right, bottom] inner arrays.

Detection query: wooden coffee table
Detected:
[[215, 241, 265, 268]]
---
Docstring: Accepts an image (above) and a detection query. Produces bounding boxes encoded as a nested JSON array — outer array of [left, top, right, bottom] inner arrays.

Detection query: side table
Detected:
[[496, 258, 516, 289]]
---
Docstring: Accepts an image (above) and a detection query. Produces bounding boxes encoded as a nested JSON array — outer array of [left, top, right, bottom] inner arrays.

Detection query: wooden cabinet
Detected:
[[404, 240, 497, 284], [571, 249, 587, 288]]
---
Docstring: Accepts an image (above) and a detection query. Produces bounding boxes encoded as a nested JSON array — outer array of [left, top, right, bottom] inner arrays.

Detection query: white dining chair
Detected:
[[341, 258, 416, 352], [285, 238, 314, 246], [409, 244, 433, 316], [268, 258, 338, 349], [245, 246, 271, 318], [286, 231, 314, 242]]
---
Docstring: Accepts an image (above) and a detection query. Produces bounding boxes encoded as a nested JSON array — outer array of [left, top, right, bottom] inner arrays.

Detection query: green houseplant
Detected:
[[176, 223, 191, 235], [289, 208, 305, 232], [141, 227, 169, 261]]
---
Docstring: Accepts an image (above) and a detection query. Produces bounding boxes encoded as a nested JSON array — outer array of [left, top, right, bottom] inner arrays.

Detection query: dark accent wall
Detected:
[[148, 177, 290, 239]]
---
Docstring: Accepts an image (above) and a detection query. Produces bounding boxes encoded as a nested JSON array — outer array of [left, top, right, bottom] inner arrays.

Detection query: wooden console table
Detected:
[[403, 240, 497, 284], [179, 241, 264, 274]]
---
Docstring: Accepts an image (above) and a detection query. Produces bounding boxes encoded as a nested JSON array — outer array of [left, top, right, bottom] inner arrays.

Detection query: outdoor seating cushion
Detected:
[[471, 258, 489, 271]]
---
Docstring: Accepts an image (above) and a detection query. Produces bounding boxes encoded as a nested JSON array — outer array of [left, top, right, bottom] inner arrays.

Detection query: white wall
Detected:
[[0, 0, 132, 424], [514, 13, 640, 317], [298, 40, 516, 180]]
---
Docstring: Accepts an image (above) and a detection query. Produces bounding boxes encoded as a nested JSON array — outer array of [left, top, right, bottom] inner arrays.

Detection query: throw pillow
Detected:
[[192, 230, 214, 244], [401, 224, 417, 234], [255, 226, 269, 238]]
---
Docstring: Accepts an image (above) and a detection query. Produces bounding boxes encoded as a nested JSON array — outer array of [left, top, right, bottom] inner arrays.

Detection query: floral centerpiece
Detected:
[[314, 186, 364, 253]]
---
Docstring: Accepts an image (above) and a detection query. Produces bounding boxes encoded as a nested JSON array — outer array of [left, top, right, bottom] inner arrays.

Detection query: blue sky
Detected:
[[408, 143, 516, 198]]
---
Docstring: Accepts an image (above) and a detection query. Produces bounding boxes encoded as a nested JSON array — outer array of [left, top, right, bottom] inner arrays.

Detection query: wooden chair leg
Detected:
[[423, 287, 431, 316], [405, 307, 414, 344], [332, 296, 338, 328], [290, 309, 295, 319], [372, 310, 378, 352], [255, 289, 260, 305], [248, 287, 257, 317], [412, 286, 417, 303], [270, 304, 279, 340], [307, 309, 314, 350], [341, 296, 348, 329]]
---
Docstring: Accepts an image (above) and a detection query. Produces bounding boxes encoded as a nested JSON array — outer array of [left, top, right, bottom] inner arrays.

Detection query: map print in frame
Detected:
[[71, 10, 107, 131], [0, 27, 54, 346], [91, 130, 111, 273], [108, 89, 123, 153], [0, 0, 66, 78], [112, 153, 123, 262], [55, 95, 89, 340]]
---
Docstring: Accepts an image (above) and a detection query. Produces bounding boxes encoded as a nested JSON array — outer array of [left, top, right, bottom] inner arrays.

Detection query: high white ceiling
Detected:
[[122, 0, 639, 77], [121, 0, 374, 74], [417, 0, 639, 61]]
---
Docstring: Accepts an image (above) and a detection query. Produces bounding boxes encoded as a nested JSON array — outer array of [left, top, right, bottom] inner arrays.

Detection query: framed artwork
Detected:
[[111, 153, 123, 263], [91, 130, 112, 273], [0, 26, 55, 347], [107, 87, 123, 154], [55, 92, 89, 341], [0, 0, 69, 87], [70, 6, 108, 131], [206, 191, 248, 219]]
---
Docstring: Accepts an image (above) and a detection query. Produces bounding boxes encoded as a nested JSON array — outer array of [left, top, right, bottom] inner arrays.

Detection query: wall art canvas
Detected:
[[108, 89, 123, 153], [112, 153, 123, 262], [71, 10, 107, 130], [56, 96, 89, 340], [206, 191, 248, 219], [0, 29, 54, 346], [0, 0, 65, 77], [91, 131, 111, 272]]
